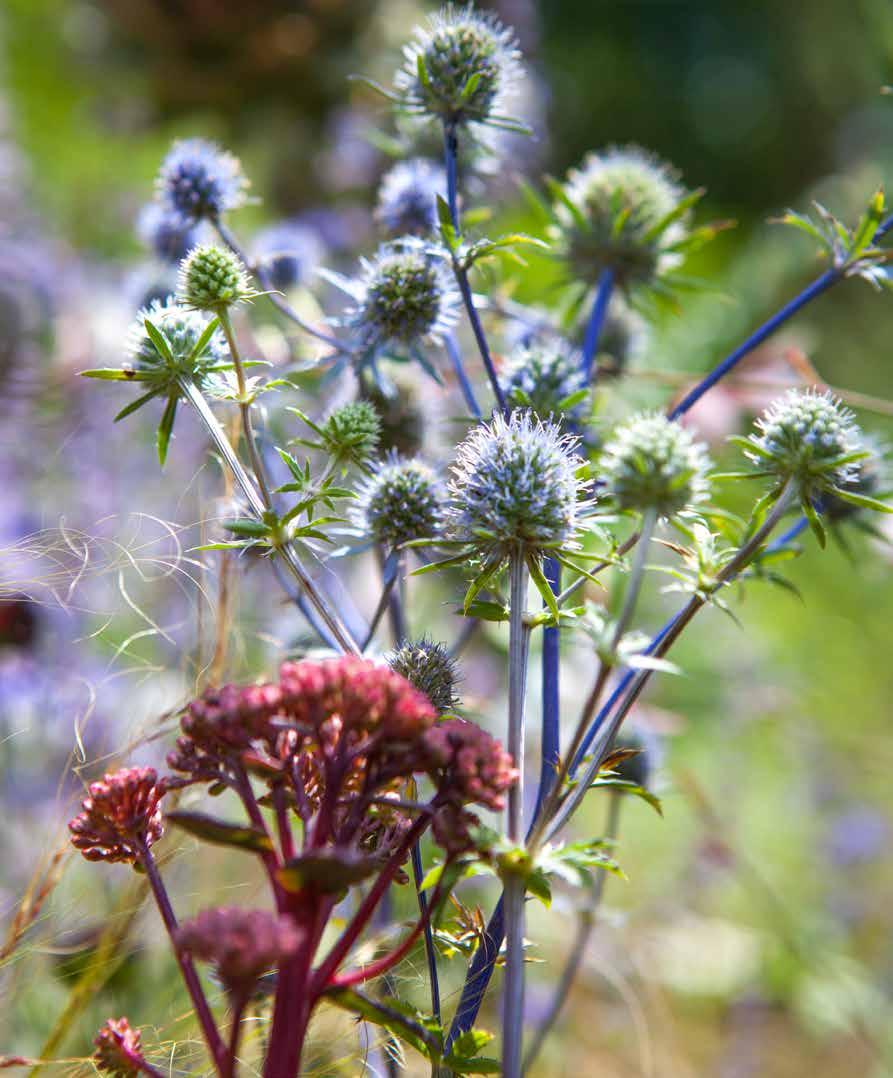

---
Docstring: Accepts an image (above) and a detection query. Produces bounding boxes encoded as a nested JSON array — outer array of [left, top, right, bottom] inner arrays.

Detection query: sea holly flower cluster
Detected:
[[37, 4, 893, 1077]]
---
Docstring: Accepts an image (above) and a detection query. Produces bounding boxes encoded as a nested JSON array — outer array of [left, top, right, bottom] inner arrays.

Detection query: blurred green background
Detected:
[[3, 2, 893, 1075]]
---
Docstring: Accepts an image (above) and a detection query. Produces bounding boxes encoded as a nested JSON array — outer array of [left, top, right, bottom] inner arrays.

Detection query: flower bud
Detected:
[[177, 243, 253, 312], [387, 637, 459, 714]]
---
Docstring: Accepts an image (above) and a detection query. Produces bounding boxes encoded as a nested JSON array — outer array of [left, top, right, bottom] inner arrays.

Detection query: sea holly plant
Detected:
[[37, 4, 893, 1077]]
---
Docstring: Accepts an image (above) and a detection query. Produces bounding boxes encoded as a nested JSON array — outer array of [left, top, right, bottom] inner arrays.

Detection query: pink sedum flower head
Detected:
[[68, 767, 165, 865]]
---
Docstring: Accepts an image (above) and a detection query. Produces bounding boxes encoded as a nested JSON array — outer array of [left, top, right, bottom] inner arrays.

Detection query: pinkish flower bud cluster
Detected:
[[423, 719, 518, 811], [175, 907, 302, 997], [93, 1017, 146, 1076], [69, 767, 165, 864]]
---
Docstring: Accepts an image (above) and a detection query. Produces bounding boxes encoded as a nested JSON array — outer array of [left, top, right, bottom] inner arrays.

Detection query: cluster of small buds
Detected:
[[351, 239, 459, 352], [375, 158, 446, 237], [387, 637, 460, 714], [125, 297, 227, 391], [600, 411, 711, 518], [156, 138, 249, 223], [447, 409, 590, 559], [137, 202, 202, 265], [180, 681, 283, 753], [423, 718, 518, 811], [316, 400, 382, 471], [553, 145, 689, 288], [353, 453, 445, 549], [68, 767, 165, 864], [175, 908, 302, 999], [93, 1017, 147, 1077], [501, 338, 590, 425], [177, 243, 254, 312], [745, 388, 863, 499], [393, 5, 524, 129]]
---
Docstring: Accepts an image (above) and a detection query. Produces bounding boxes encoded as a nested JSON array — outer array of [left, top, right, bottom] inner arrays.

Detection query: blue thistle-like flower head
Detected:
[[375, 158, 446, 237], [393, 4, 524, 129], [744, 389, 863, 499], [252, 221, 324, 292], [137, 202, 203, 265], [447, 410, 591, 559], [387, 637, 460, 713], [125, 297, 227, 391], [501, 338, 590, 425], [552, 145, 690, 288], [601, 412, 711, 518], [156, 138, 249, 223], [353, 452, 446, 549]]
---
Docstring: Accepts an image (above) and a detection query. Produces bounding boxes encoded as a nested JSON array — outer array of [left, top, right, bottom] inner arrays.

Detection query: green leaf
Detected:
[[526, 867, 552, 907], [188, 315, 222, 362], [114, 389, 159, 422], [277, 850, 379, 894], [156, 394, 178, 468], [443, 1055, 501, 1075], [526, 553, 559, 624], [802, 497, 827, 548], [827, 486, 893, 514], [80, 367, 151, 382], [142, 317, 175, 365], [166, 811, 274, 854], [325, 987, 442, 1058], [458, 600, 509, 623]]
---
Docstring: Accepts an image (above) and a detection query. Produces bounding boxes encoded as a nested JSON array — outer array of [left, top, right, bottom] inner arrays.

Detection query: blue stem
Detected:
[[766, 515, 808, 551], [444, 122, 460, 230], [411, 842, 442, 1023], [445, 332, 482, 418], [537, 557, 561, 810], [581, 269, 615, 381], [447, 898, 505, 1049]]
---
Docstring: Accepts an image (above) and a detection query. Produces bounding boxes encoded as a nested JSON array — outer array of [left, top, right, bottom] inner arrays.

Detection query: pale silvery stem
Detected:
[[503, 548, 531, 1078]]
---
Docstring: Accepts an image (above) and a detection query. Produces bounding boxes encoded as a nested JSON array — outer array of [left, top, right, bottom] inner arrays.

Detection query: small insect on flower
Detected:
[[376, 157, 447, 237], [137, 202, 203, 265], [353, 452, 446, 550], [68, 767, 165, 865], [501, 337, 590, 425], [93, 1017, 147, 1077], [387, 637, 460, 713], [156, 137, 249, 223], [600, 411, 711, 519], [551, 145, 693, 290], [392, 4, 525, 130], [177, 243, 256, 312]]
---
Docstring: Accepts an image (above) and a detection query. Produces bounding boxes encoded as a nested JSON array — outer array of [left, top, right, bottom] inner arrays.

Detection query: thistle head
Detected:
[[375, 158, 446, 237], [387, 637, 460, 713], [601, 412, 711, 518], [93, 1018, 147, 1077], [744, 389, 863, 500], [175, 908, 301, 999], [552, 145, 689, 288], [351, 239, 458, 352], [393, 4, 524, 129], [156, 138, 248, 223], [177, 243, 254, 312], [359, 371, 426, 455], [68, 767, 165, 865], [252, 220, 323, 291], [353, 453, 445, 549], [137, 202, 202, 265], [447, 410, 589, 559], [501, 338, 590, 424], [317, 400, 382, 471]]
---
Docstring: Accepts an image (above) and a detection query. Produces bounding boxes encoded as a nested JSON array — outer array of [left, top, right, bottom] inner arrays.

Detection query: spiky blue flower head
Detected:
[[601, 412, 711, 518], [137, 202, 203, 265], [375, 158, 446, 237], [252, 221, 324, 291], [344, 238, 459, 355], [501, 338, 590, 425], [156, 138, 249, 223], [393, 4, 524, 129], [176, 243, 255, 312], [552, 145, 690, 288], [353, 452, 445, 549], [124, 297, 227, 392], [387, 637, 460, 713], [744, 389, 864, 500], [447, 409, 591, 559]]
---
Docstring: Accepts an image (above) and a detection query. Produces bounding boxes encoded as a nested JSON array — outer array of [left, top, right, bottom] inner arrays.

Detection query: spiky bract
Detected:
[[387, 637, 460, 713]]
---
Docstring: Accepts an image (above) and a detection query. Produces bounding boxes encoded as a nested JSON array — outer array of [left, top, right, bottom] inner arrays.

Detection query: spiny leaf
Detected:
[[166, 811, 274, 854]]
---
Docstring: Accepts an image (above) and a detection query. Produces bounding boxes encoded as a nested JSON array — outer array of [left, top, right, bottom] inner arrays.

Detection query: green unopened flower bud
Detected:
[[387, 638, 460, 714], [320, 401, 382, 470], [177, 243, 253, 312]]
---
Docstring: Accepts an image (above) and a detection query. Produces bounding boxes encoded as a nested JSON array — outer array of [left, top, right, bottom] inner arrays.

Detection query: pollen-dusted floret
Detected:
[[601, 411, 711, 517], [175, 908, 302, 998], [394, 4, 524, 128], [68, 767, 165, 864], [352, 239, 459, 351], [177, 243, 254, 312], [318, 400, 382, 471], [501, 338, 590, 424], [137, 202, 202, 265], [387, 637, 460, 714], [375, 158, 446, 237], [447, 409, 589, 558], [156, 138, 249, 222], [423, 718, 517, 811], [553, 145, 689, 287], [93, 1017, 146, 1077], [353, 452, 445, 549], [125, 297, 227, 391], [745, 388, 863, 498]]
